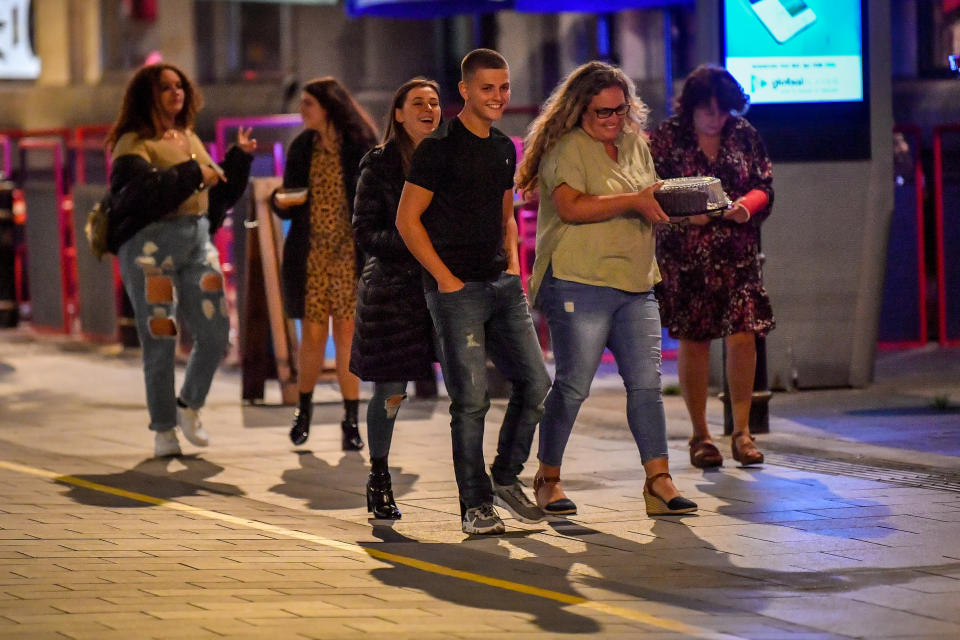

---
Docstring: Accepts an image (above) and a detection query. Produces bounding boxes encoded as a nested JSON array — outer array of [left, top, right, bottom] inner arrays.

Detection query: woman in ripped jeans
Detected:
[[105, 63, 255, 457]]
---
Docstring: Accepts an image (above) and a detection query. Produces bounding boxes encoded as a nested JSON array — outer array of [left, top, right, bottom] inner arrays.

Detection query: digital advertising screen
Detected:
[[722, 0, 870, 161], [724, 0, 864, 105]]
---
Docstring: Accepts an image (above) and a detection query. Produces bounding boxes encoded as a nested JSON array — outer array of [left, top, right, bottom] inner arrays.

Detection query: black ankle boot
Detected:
[[290, 392, 313, 445], [366, 469, 401, 520], [290, 406, 311, 445], [341, 420, 364, 451]]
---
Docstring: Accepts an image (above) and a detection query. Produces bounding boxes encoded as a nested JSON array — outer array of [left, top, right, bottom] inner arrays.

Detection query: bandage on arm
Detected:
[[737, 189, 769, 216]]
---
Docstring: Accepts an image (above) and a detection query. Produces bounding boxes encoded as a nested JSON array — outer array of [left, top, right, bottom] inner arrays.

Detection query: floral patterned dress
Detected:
[[649, 115, 775, 341]]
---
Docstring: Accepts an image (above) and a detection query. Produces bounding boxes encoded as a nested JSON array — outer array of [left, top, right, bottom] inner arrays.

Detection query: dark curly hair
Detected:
[[675, 64, 749, 124], [106, 63, 201, 149], [302, 77, 379, 151]]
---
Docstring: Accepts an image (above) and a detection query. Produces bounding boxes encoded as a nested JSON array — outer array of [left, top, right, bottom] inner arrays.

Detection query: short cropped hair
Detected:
[[461, 48, 508, 82]]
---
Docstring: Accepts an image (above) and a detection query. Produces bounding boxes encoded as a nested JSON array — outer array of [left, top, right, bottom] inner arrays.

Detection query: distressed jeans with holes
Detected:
[[118, 216, 229, 432], [537, 269, 669, 467], [425, 272, 551, 509], [366, 380, 408, 459]]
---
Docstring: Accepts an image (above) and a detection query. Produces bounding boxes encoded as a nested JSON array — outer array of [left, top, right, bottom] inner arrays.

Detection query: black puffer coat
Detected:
[[349, 141, 435, 382]]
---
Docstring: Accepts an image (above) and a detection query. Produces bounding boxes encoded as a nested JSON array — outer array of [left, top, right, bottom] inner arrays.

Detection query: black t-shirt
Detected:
[[407, 117, 516, 286]]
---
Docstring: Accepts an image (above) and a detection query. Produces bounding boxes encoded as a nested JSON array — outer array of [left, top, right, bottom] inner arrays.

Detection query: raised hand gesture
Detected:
[[237, 127, 257, 154]]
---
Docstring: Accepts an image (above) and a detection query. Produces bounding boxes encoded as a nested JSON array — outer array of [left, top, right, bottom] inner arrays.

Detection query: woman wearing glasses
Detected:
[[516, 61, 697, 517]]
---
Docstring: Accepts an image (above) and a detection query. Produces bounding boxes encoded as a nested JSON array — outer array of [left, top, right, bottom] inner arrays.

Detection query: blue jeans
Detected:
[[118, 216, 229, 432], [366, 380, 408, 460], [426, 272, 551, 509], [537, 271, 668, 466]]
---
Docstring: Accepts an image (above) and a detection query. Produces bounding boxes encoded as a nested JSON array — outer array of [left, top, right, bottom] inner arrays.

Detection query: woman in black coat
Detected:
[[271, 77, 378, 450], [350, 78, 441, 519]]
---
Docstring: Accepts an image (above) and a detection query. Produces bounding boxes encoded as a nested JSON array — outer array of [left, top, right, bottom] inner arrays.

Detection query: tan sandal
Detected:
[[533, 470, 577, 515], [689, 436, 723, 469], [731, 432, 764, 466], [643, 472, 698, 516]]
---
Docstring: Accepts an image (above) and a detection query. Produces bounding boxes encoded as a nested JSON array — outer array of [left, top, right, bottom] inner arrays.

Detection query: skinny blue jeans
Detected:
[[426, 272, 551, 509], [537, 271, 668, 466], [118, 216, 229, 432], [366, 380, 408, 460]]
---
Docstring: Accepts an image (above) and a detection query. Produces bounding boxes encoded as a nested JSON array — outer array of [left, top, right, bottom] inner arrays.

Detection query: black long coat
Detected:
[[349, 142, 435, 382], [271, 129, 369, 319]]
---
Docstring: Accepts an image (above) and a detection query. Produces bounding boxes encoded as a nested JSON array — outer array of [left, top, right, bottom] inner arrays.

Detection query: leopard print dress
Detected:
[[303, 136, 357, 322]]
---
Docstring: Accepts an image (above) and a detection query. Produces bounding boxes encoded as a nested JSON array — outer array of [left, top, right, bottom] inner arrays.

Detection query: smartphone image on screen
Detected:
[[744, 0, 817, 44]]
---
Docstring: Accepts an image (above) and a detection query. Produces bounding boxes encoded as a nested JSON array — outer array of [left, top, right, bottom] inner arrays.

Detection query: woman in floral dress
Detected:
[[649, 65, 774, 468]]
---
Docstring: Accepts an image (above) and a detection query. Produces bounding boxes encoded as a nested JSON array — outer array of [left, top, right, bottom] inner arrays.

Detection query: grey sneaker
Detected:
[[154, 429, 182, 457], [493, 480, 545, 523], [177, 405, 210, 447], [461, 503, 505, 535]]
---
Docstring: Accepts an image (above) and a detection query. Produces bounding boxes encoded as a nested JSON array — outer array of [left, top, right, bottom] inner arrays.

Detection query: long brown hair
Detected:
[[302, 77, 379, 151], [516, 61, 648, 194], [106, 63, 201, 149], [381, 77, 441, 174]]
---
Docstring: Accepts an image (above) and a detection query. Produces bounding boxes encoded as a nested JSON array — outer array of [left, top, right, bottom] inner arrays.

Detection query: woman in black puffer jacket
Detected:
[[350, 78, 441, 519]]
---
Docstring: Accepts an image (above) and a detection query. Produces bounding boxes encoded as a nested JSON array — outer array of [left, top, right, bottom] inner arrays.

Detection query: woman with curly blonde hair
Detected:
[[519, 61, 696, 518]]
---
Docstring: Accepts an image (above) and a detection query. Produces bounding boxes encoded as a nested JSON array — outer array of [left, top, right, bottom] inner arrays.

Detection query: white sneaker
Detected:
[[154, 429, 182, 457], [177, 405, 210, 447]]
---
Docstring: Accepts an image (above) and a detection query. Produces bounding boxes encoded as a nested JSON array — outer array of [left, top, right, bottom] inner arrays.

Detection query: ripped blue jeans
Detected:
[[537, 270, 668, 467], [118, 216, 229, 432], [425, 272, 551, 509], [366, 380, 408, 460]]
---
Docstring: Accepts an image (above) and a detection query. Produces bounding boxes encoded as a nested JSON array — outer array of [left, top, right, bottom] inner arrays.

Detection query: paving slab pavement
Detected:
[[1, 330, 958, 639]]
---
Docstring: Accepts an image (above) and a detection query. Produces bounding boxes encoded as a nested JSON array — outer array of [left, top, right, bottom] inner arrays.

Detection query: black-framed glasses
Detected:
[[593, 103, 630, 119]]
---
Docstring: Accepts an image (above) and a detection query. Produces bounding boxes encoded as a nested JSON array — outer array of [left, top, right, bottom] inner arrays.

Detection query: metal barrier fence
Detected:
[[71, 126, 120, 342], [19, 137, 73, 333], [933, 124, 960, 347]]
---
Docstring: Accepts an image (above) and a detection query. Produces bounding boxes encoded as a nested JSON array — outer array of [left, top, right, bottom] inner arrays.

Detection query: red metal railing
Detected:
[[879, 124, 928, 349], [18, 136, 74, 333], [73, 124, 112, 185], [933, 124, 960, 347]]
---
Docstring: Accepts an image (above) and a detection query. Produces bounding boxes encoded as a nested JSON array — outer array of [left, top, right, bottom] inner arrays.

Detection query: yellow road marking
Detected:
[[0, 459, 742, 639]]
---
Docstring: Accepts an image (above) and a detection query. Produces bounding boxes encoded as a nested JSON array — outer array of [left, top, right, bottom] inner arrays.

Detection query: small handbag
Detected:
[[84, 192, 113, 260]]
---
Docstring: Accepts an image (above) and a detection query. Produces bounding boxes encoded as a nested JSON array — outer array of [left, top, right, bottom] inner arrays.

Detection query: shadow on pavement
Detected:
[[359, 469, 960, 635], [241, 398, 442, 428], [269, 450, 420, 511], [365, 523, 603, 634], [59, 455, 245, 507], [696, 468, 896, 539]]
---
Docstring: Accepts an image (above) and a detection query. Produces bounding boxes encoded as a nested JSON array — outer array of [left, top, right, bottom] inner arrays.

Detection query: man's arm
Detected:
[[396, 181, 463, 293], [502, 189, 520, 275]]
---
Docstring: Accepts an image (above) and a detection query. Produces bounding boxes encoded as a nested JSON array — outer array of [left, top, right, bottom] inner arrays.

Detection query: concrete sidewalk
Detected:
[[1, 330, 958, 639]]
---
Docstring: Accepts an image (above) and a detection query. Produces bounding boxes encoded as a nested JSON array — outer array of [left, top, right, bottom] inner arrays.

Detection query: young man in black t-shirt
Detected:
[[397, 49, 551, 535]]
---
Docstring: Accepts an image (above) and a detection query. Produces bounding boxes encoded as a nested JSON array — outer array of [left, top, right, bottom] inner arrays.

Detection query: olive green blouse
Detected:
[[529, 126, 661, 305]]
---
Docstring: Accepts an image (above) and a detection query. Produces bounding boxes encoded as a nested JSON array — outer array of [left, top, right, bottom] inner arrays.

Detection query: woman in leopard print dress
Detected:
[[272, 77, 378, 450]]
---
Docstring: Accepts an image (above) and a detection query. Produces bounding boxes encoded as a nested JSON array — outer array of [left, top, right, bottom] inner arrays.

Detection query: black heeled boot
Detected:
[[341, 399, 363, 451], [341, 420, 364, 451], [290, 392, 312, 445], [366, 458, 400, 519]]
